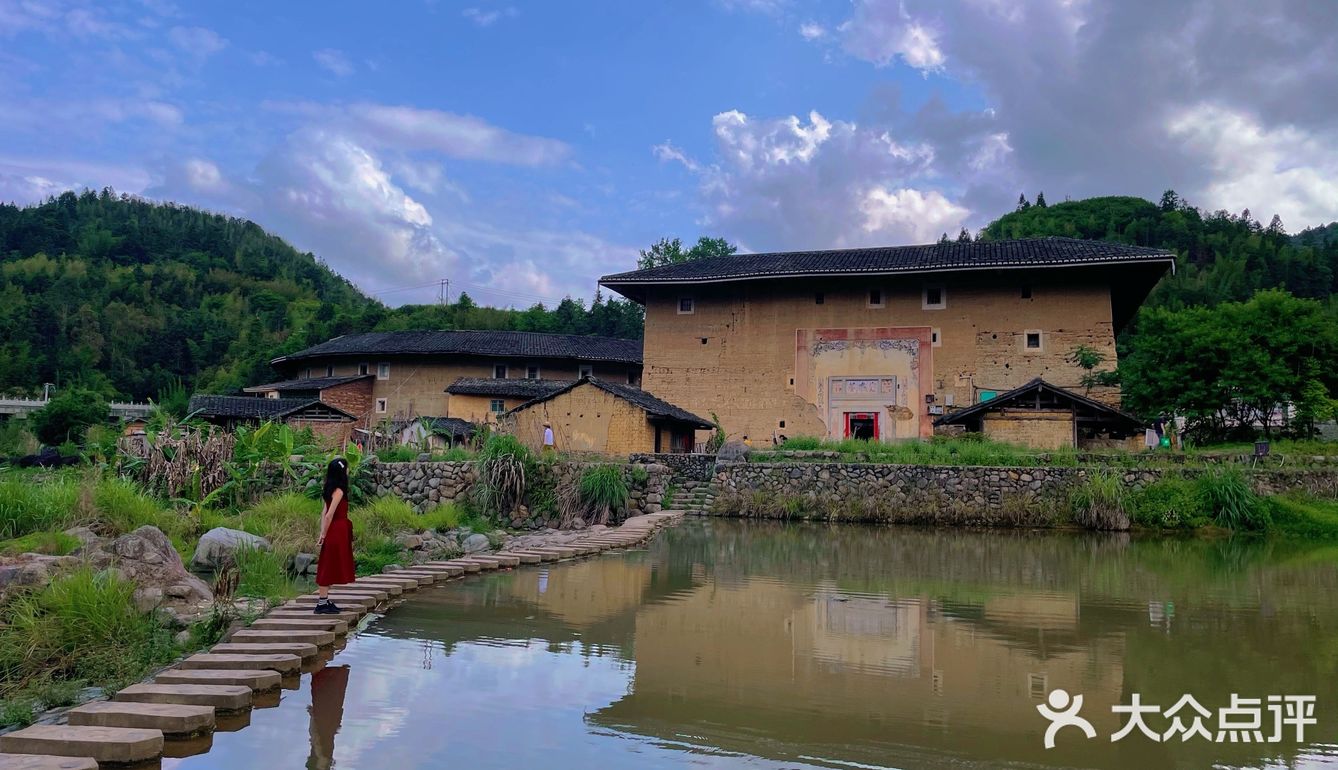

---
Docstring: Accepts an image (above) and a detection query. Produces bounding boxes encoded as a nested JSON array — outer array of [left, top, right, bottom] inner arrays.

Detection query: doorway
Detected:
[[845, 412, 879, 440]]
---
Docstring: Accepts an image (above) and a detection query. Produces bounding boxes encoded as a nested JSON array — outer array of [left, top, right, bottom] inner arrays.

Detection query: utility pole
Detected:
[[438, 279, 450, 305]]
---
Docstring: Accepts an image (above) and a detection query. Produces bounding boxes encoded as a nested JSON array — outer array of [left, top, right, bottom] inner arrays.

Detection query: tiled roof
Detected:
[[507, 378, 713, 429], [446, 377, 575, 399], [933, 378, 1143, 431], [600, 237, 1174, 289], [272, 330, 642, 366], [243, 374, 373, 393], [187, 395, 355, 420], [422, 416, 475, 437]]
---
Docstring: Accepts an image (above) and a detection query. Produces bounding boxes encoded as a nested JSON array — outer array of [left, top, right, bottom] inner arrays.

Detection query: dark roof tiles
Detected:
[[273, 330, 642, 366], [507, 378, 713, 429], [243, 374, 373, 393], [187, 395, 354, 420], [446, 377, 575, 399], [601, 237, 1174, 287]]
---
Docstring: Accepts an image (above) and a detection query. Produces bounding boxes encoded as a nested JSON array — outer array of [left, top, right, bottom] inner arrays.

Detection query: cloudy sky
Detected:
[[2, 1, 1335, 306]]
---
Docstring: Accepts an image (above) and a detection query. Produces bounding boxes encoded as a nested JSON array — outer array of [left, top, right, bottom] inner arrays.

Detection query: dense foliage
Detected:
[[983, 193, 1338, 437]]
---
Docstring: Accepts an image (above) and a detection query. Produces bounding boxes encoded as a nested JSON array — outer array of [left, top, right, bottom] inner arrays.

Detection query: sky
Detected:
[[1, 0, 1336, 307]]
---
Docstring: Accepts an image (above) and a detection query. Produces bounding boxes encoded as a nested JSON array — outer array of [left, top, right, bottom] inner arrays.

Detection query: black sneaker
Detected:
[[313, 600, 341, 615]]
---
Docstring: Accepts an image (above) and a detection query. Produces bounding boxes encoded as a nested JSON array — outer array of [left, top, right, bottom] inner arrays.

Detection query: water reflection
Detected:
[[167, 520, 1338, 770]]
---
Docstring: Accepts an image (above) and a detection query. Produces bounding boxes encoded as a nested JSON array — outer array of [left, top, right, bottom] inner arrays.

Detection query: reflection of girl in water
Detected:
[[307, 665, 351, 770]]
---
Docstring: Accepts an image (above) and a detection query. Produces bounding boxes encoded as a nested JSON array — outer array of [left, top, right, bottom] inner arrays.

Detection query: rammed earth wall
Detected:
[[711, 463, 1338, 525]]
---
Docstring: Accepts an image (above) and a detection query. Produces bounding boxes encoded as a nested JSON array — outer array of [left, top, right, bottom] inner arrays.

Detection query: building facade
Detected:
[[602, 237, 1173, 445], [500, 378, 712, 455]]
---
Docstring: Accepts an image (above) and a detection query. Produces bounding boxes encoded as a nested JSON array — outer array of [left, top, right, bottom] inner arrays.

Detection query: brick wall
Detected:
[[319, 378, 375, 429], [290, 418, 354, 448], [641, 270, 1119, 445], [983, 410, 1075, 449]]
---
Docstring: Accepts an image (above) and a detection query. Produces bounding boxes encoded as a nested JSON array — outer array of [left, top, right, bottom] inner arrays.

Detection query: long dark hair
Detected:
[[323, 457, 350, 505]]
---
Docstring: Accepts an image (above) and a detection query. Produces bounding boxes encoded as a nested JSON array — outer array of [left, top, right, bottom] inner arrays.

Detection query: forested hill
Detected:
[[0, 191, 645, 402], [981, 193, 1338, 308]]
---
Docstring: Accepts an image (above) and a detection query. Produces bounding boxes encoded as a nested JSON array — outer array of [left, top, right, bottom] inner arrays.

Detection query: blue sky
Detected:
[[2, 1, 1335, 307]]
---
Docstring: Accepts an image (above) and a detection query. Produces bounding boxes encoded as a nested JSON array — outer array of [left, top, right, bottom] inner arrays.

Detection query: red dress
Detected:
[[315, 495, 355, 587]]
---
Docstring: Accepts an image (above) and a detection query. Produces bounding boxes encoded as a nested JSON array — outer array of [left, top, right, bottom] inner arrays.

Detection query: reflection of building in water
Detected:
[[503, 558, 654, 628], [594, 578, 1124, 765]]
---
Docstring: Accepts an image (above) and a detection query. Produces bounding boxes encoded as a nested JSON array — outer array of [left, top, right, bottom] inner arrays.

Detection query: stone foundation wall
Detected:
[[371, 461, 476, 511], [630, 453, 717, 482], [712, 462, 1338, 525]]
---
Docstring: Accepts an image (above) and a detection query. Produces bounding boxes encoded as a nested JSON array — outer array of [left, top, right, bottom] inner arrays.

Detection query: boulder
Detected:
[[190, 527, 271, 572], [0, 554, 77, 595], [716, 441, 752, 464], [461, 533, 490, 553], [291, 552, 317, 576], [395, 533, 424, 550], [86, 526, 213, 613]]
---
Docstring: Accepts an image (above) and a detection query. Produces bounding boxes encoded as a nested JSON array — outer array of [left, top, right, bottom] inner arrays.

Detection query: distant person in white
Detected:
[[542, 421, 556, 455]]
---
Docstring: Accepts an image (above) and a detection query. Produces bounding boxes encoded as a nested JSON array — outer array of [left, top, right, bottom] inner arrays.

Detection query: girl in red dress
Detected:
[[314, 458, 355, 614]]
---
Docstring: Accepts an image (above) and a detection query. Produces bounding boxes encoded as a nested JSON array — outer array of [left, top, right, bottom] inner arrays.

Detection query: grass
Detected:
[[1265, 494, 1338, 540], [350, 497, 461, 541], [354, 536, 406, 576], [579, 464, 629, 513], [1127, 477, 1210, 529], [0, 568, 179, 726], [757, 435, 1079, 467], [0, 530, 81, 556], [1068, 472, 1130, 530], [233, 546, 301, 604], [1198, 466, 1269, 531]]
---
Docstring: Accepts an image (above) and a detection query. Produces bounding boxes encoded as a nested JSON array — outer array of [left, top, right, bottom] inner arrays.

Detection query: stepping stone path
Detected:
[[12, 512, 684, 768], [67, 701, 214, 738]]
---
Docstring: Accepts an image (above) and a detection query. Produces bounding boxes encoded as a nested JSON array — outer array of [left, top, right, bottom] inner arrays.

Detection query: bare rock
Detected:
[[87, 526, 214, 613], [461, 533, 490, 553], [190, 527, 270, 572]]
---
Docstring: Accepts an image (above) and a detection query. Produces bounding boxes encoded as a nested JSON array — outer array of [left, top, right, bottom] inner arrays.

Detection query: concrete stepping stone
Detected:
[[376, 571, 434, 585], [215, 710, 251, 732], [268, 608, 362, 625], [0, 754, 99, 770], [351, 579, 409, 593], [416, 563, 466, 575], [162, 732, 212, 759], [290, 593, 378, 609], [115, 683, 252, 712], [509, 550, 560, 562], [494, 551, 542, 564], [249, 616, 349, 635], [68, 701, 214, 738], [479, 553, 521, 567], [179, 653, 301, 674], [155, 668, 281, 691], [439, 560, 482, 573], [358, 573, 419, 587], [454, 558, 499, 570], [0, 725, 163, 765], [230, 628, 336, 647], [279, 599, 367, 616], [210, 642, 317, 659], [313, 586, 389, 601]]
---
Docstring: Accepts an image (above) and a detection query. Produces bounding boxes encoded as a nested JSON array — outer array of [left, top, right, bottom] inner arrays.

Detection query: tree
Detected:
[[1159, 190, 1180, 212], [1065, 345, 1117, 395], [1016, 193, 1031, 211], [637, 236, 737, 270], [1035, 191, 1048, 208], [956, 228, 972, 243], [29, 387, 109, 446]]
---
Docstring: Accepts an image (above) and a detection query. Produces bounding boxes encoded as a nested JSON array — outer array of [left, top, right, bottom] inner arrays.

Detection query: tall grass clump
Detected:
[[354, 536, 406, 576], [0, 531, 81, 556], [1127, 477, 1208, 529], [1068, 472, 1130, 530], [350, 497, 461, 541], [233, 546, 299, 603], [0, 568, 177, 715], [1196, 466, 1268, 531], [238, 493, 321, 553], [474, 434, 532, 515], [579, 464, 629, 524]]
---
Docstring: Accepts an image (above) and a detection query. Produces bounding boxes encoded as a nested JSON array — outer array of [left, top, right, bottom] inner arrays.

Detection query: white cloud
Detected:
[[462, 6, 517, 27], [313, 47, 354, 77], [344, 103, 570, 166], [167, 25, 226, 59], [798, 22, 826, 41], [659, 108, 972, 249], [1168, 103, 1338, 229], [840, 5, 944, 73]]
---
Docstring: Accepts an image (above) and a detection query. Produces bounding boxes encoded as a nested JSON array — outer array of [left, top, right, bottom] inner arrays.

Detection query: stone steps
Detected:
[[266, 608, 362, 624], [250, 615, 349, 634], [209, 642, 318, 659], [491, 552, 541, 565], [67, 701, 214, 738], [155, 668, 282, 691], [0, 754, 99, 770], [229, 628, 336, 647], [177, 653, 301, 675], [114, 683, 252, 712], [0, 726, 163, 765]]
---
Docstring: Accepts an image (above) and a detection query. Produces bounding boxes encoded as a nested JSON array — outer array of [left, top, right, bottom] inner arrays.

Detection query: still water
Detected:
[[166, 519, 1338, 769]]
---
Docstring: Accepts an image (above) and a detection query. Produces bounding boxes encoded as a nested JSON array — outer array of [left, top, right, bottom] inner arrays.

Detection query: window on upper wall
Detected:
[[490, 399, 505, 413], [626, 371, 637, 385], [678, 297, 695, 315], [377, 363, 390, 380], [814, 292, 825, 305], [923, 284, 946, 310], [304, 367, 312, 379], [526, 366, 540, 380], [494, 365, 507, 379], [375, 398, 387, 414], [1025, 330, 1043, 351], [579, 365, 593, 379], [325, 365, 334, 377], [867, 288, 884, 308], [358, 362, 369, 376], [931, 328, 942, 347]]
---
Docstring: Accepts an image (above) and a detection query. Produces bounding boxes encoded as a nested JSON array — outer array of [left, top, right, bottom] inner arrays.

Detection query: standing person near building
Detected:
[[313, 458, 354, 615], [542, 421, 556, 455]]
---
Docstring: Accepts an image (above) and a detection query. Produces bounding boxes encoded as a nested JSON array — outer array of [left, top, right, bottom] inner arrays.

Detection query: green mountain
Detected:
[[981, 193, 1338, 308], [0, 191, 643, 402]]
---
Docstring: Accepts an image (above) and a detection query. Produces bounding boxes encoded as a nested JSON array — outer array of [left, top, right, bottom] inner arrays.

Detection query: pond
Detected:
[[165, 519, 1338, 769]]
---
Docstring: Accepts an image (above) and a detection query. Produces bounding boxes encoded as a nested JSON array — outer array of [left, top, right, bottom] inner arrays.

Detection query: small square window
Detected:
[[678, 297, 695, 315], [490, 399, 505, 413], [626, 371, 637, 385], [358, 362, 369, 376], [1025, 331, 1042, 350], [493, 365, 507, 379], [376, 363, 390, 380], [931, 328, 942, 347], [304, 367, 312, 379], [526, 366, 540, 380], [325, 365, 334, 377], [579, 365, 593, 379], [700, 337, 708, 345], [1021, 286, 1033, 299], [375, 398, 387, 414], [778, 420, 786, 428], [867, 289, 884, 308], [923, 284, 946, 310], [815, 292, 825, 305]]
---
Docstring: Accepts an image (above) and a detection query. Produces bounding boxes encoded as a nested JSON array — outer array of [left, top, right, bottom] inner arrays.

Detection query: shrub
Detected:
[[29, 388, 108, 446], [1196, 467, 1268, 530], [1128, 477, 1208, 529], [82, 424, 120, 464], [579, 464, 629, 524], [1068, 472, 1130, 530], [0, 420, 39, 457]]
